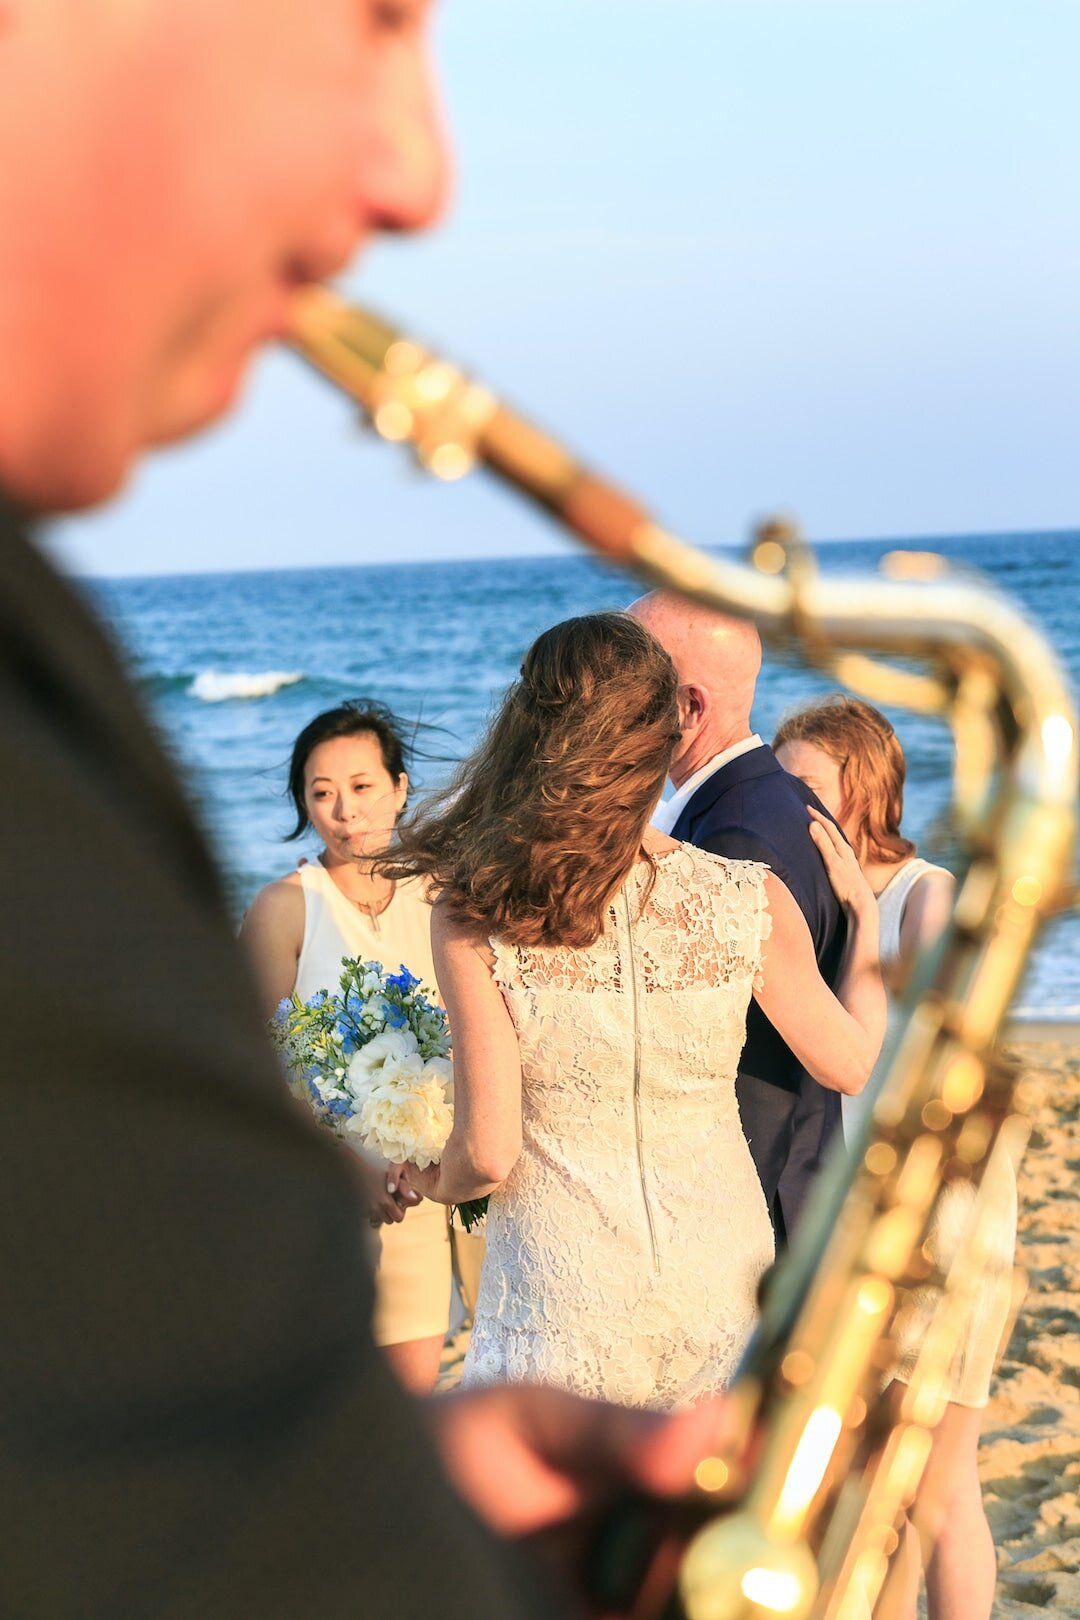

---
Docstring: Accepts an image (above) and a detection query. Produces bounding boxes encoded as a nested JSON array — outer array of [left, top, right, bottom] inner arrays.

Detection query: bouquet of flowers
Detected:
[[271, 957, 488, 1230]]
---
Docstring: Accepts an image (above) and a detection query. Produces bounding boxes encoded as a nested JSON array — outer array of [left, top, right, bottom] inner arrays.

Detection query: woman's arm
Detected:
[[754, 812, 886, 1096], [238, 878, 305, 1019], [240, 878, 415, 1226], [892, 868, 955, 994], [402, 902, 522, 1206]]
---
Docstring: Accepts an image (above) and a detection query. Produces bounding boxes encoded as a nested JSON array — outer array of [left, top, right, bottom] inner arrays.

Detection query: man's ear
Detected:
[[677, 683, 707, 732]]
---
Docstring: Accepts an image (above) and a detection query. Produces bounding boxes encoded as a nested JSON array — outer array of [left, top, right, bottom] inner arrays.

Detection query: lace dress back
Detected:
[[462, 844, 776, 1408]]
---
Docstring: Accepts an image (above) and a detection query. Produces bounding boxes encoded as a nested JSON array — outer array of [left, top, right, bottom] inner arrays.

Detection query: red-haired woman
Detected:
[[386, 614, 886, 1409], [775, 694, 1015, 1620]]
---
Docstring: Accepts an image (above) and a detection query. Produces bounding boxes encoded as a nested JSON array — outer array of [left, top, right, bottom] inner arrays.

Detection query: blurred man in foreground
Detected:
[[0, 3, 721, 1613]]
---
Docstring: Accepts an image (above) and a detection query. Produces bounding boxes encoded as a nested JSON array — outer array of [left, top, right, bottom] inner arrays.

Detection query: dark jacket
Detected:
[[670, 743, 846, 1238], [0, 494, 548, 1619]]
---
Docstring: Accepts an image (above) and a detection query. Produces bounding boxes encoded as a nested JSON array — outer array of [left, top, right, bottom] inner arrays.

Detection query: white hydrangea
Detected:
[[421, 1054, 453, 1103], [346, 1074, 453, 1169], [345, 1028, 421, 1093]]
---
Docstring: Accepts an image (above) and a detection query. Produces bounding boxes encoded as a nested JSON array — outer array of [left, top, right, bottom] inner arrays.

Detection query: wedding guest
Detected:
[[775, 694, 1016, 1620], [388, 614, 886, 1407], [627, 591, 848, 1243], [242, 701, 454, 1394], [0, 6, 734, 1614]]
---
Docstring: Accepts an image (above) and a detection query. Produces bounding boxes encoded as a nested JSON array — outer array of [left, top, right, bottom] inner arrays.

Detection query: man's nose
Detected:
[[357, 43, 451, 234]]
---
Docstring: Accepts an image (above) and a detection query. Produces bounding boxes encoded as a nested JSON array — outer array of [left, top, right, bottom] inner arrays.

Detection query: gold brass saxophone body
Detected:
[[288, 288, 1078, 1620]]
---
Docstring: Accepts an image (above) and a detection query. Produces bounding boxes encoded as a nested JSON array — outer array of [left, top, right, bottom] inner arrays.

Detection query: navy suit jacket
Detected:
[[670, 744, 846, 1236]]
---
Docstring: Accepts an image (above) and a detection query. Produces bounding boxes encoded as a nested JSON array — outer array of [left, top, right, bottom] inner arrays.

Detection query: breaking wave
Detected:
[[188, 670, 305, 703]]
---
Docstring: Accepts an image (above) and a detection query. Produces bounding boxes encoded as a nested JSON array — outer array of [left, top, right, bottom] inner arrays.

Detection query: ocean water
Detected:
[[88, 530, 1080, 1018]]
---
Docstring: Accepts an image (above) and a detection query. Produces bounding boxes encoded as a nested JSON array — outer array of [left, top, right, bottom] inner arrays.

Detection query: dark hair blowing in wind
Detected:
[[284, 699, 409, 841], [382, 613, 682, 948]]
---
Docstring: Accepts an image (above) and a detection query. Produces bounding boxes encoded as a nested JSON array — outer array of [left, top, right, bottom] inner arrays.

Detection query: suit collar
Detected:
[[670, 742, 784, 839], [654, 735, 764, 834]]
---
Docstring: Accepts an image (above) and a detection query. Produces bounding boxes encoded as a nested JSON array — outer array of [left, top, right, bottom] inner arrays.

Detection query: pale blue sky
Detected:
[[50, 0, 1080, 578]]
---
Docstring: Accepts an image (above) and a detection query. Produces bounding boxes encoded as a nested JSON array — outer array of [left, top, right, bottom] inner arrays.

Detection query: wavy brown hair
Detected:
[[382, 613, 681, 947], [773, 695, 916, 865]]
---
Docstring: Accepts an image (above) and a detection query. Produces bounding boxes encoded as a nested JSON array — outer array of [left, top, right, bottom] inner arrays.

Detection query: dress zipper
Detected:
[[623, 889, 660, 1277]]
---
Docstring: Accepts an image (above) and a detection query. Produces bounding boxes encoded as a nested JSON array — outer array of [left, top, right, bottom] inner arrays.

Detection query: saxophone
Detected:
[[287, 288, 1078, 1620]]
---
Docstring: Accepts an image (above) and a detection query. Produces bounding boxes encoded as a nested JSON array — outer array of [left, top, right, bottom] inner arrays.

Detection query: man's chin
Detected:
[[2, 348, 263, 516], [0, 443, 134, 517], [145, 358, 252, 449]]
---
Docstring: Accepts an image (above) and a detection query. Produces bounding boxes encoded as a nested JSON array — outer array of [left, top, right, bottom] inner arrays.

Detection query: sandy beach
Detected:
[[982, 1028, 1080, 1616], [439, 1026, 1080, 1613]]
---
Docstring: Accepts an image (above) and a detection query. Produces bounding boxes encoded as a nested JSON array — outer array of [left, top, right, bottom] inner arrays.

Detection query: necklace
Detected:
[[321, 859, 396, 932], [348, 881, 395, 933]]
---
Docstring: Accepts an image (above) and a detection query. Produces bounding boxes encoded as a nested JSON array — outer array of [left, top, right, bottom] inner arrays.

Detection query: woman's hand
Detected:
[[393, 1161, 440, 1203], [807, 805, 874, 914], [362, 1157, 424, 1227]]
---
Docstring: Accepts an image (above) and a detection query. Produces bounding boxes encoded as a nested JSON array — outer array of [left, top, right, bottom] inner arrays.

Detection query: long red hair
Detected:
[[773, 695, 916, 865]]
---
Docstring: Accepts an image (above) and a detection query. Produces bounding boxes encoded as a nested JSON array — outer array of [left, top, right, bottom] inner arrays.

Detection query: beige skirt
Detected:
[[371, 1197, 453, 1347]]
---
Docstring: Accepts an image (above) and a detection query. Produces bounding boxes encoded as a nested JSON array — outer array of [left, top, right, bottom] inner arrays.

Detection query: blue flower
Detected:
[[327, 1097, 352, 1117], [273, 996, 292, 1025], [386, 966, 421, 994]]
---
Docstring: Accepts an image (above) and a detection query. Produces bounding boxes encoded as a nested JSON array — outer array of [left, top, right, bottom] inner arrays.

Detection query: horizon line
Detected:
[[64, 524, 1080, 588]]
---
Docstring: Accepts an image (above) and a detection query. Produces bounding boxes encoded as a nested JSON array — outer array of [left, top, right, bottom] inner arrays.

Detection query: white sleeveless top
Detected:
[[842, 857, 948, 1141], [858, 858, 1016, 1405], [294, 863, 439, 1005], [876, 857, 945, 968], [292, 863, 452, 1351]]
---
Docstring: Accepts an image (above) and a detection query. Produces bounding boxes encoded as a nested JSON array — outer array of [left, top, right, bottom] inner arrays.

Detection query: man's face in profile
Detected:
[[0, 0, 449, 509]]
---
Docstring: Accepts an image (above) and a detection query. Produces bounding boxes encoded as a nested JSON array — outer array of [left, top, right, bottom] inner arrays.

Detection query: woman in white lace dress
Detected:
[[390, 616, 885, 1409]]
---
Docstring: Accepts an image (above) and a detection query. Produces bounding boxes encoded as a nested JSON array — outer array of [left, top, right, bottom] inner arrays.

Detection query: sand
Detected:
[[437, 1026, 1080, 1613], [981, 1030, 1080, 1616]]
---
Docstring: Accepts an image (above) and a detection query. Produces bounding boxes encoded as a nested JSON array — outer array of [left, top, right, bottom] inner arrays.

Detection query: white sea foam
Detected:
[[189, 670, 304, 703]]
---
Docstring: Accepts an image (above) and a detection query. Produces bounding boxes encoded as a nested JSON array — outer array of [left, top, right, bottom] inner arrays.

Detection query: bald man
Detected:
[[628, 593, 847, 1243]]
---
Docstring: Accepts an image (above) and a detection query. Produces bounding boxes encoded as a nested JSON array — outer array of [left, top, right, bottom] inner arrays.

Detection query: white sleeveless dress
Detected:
[[844, 857, 1017, 1406], [462, 844, 776, 1409], [295, 863, 452, 1347]]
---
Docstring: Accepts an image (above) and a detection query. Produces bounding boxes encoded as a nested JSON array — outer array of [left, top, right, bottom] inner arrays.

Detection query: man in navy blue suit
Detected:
[[629, 592, 847, 1243]]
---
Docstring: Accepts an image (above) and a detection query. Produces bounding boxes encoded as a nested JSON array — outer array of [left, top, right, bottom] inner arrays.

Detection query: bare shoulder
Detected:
[[430, 900, 501, 985], [240, 872, 305, 934], [431, 897, 497, 969]]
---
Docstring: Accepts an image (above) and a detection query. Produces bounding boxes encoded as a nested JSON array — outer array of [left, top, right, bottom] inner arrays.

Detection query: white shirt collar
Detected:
[[651, 735, 765, 834]]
